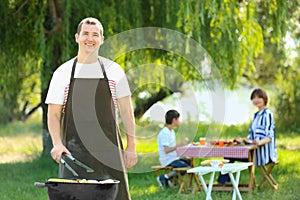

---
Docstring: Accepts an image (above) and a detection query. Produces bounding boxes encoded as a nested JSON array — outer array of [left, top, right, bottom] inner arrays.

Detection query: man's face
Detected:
[[173, 117, 181, 127], [75, 23, 104, 55]]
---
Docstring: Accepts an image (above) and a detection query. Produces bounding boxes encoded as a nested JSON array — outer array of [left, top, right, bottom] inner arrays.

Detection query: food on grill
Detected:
[[47, 178, 118, 184]]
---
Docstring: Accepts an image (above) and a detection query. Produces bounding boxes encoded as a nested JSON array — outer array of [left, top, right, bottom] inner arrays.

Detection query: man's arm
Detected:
[[48, 104, 70, 163], [117, 96, 137, 168]]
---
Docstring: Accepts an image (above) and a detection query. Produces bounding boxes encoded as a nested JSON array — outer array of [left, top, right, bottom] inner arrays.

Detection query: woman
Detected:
[[217, 88, 277, 184], [247, 88, 277, 166]]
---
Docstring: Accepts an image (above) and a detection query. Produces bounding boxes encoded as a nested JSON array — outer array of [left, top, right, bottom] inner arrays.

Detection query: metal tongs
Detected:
[[60, 153, 94, 177]]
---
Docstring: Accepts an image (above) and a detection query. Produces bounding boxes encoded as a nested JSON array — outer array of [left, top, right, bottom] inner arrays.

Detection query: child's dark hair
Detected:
[[165, 110, 180, 124], [250, 88, 268, 105]]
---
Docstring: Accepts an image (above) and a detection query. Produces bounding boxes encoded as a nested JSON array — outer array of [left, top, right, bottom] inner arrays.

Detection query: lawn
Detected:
[[0, 117, 300, 200]]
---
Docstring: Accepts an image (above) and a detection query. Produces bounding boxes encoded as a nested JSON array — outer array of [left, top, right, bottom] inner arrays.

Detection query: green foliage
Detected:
[[0, 0, 296, 125], [273, 3, 300, 131], [275, 66, 300, 131], [0, 1, 44, 123], [176, 0, 291, 88]]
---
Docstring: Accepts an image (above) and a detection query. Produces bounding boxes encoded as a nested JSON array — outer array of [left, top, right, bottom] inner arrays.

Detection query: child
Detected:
[[157, 110, 190, 188]]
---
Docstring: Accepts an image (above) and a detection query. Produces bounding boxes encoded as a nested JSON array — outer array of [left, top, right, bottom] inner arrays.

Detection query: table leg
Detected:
[[199, 174, 208, 193], [206, 171, 215, 200], [229, 172, 242, 200], [248, 149, 256, 193], [177, 171, 188, 194], [192, 173, 202, 194], [232, 171, 241, 200], [198, 173, 213, 200]]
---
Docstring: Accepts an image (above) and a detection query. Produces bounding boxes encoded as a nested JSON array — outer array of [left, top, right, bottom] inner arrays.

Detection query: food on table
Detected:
[[201, 159, 229, 167], [201, 160, 212, 166], [218, 162, 224, 167]]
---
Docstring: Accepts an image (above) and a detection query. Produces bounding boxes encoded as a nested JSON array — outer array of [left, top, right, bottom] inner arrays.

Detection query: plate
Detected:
[[244, 139, 253, 145], [191, 142, 200, 146]]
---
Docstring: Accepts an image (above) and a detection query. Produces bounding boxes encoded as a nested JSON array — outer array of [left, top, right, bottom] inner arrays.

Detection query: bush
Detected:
[[275, 67, 300, 132], [0, 101, 12, 124]]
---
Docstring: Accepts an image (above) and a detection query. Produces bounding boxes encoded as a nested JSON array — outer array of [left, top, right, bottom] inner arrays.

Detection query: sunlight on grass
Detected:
[[130, 185, 158, 195], [276, 132, 300, 150], [0, 134, 42, 154], [136, 139, 158, 153], [0, 133, 42, 163], [0, 113, 42, 163]]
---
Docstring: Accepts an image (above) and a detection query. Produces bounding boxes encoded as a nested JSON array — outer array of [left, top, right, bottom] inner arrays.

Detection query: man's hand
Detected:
[[50, 144, 71, 163], [124, 145, 137, 168]]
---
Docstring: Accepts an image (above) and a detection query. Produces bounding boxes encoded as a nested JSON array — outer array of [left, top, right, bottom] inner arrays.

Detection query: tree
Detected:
[[0, 0, 293, 154], [274, 1, 300, 131], [0, 1, 43, 123]]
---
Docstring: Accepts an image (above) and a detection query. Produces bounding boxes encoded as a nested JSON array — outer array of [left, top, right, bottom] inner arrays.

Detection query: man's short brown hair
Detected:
[[250, 88, 268, 105], [77, 17, 104, 36]]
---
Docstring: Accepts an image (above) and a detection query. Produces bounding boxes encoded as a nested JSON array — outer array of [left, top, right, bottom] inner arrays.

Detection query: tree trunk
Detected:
[[134, 88, 175, 119], [41, 0, 64, 156], [42, 88, 53, 156]]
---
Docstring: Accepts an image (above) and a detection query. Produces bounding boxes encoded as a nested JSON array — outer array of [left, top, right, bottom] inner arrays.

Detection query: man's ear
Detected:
[[100, 36, 104, 45], [75, 33, 79, 43]]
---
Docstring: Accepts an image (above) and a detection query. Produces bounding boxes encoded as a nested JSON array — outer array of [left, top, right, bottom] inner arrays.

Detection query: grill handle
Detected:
[[34, 182, 46, 188]]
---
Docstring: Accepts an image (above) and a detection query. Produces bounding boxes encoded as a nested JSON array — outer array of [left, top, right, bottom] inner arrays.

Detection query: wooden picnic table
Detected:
[[176, 144, 257, 193]]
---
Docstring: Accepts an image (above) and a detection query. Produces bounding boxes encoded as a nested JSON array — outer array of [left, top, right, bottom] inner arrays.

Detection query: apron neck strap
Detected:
[[69, 58, 77, 84], [98, 58, 108, 80], [69, 57, 108, 84]]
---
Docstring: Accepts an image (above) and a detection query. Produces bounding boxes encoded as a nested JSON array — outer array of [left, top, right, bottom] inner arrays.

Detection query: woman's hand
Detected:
[[252, 137, 271, 146]]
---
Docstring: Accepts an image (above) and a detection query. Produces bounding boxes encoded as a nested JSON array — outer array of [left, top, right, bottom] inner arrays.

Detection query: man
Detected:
[[157, 110, 190, 188], [46, 17, 137, 199]]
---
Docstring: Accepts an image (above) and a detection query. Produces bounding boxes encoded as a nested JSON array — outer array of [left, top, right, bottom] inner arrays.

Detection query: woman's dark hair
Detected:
[[165, 110, 180, 124], [250, 88, 268, 105]]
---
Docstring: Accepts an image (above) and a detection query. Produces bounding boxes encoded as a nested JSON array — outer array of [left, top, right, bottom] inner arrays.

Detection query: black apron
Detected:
[[60, 57, 130, 200]]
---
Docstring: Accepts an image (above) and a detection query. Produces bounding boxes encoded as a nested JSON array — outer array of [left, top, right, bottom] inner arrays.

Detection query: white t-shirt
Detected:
[[45, 56, 131, 110], [157, 127, 179, 166]]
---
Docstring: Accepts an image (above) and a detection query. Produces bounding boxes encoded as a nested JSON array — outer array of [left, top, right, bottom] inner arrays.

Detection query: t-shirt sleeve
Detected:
[[45, 70, 66, 105], [102, 58, 131, 99], [158, 129, 170, 147], [264, 112, 275, 138], [112, 64, 131, 99], [115, 69, 131, 99]]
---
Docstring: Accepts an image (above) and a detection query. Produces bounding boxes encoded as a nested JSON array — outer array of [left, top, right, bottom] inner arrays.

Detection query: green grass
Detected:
[[1, 118, 300, 199]]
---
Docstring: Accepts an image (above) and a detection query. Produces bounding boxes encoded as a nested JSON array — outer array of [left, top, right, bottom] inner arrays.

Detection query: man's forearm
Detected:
[[118, 96, 136, 150], [47, 104, 63, 146], [124, 118, 136, 150], [48, 114, 62, 146]]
